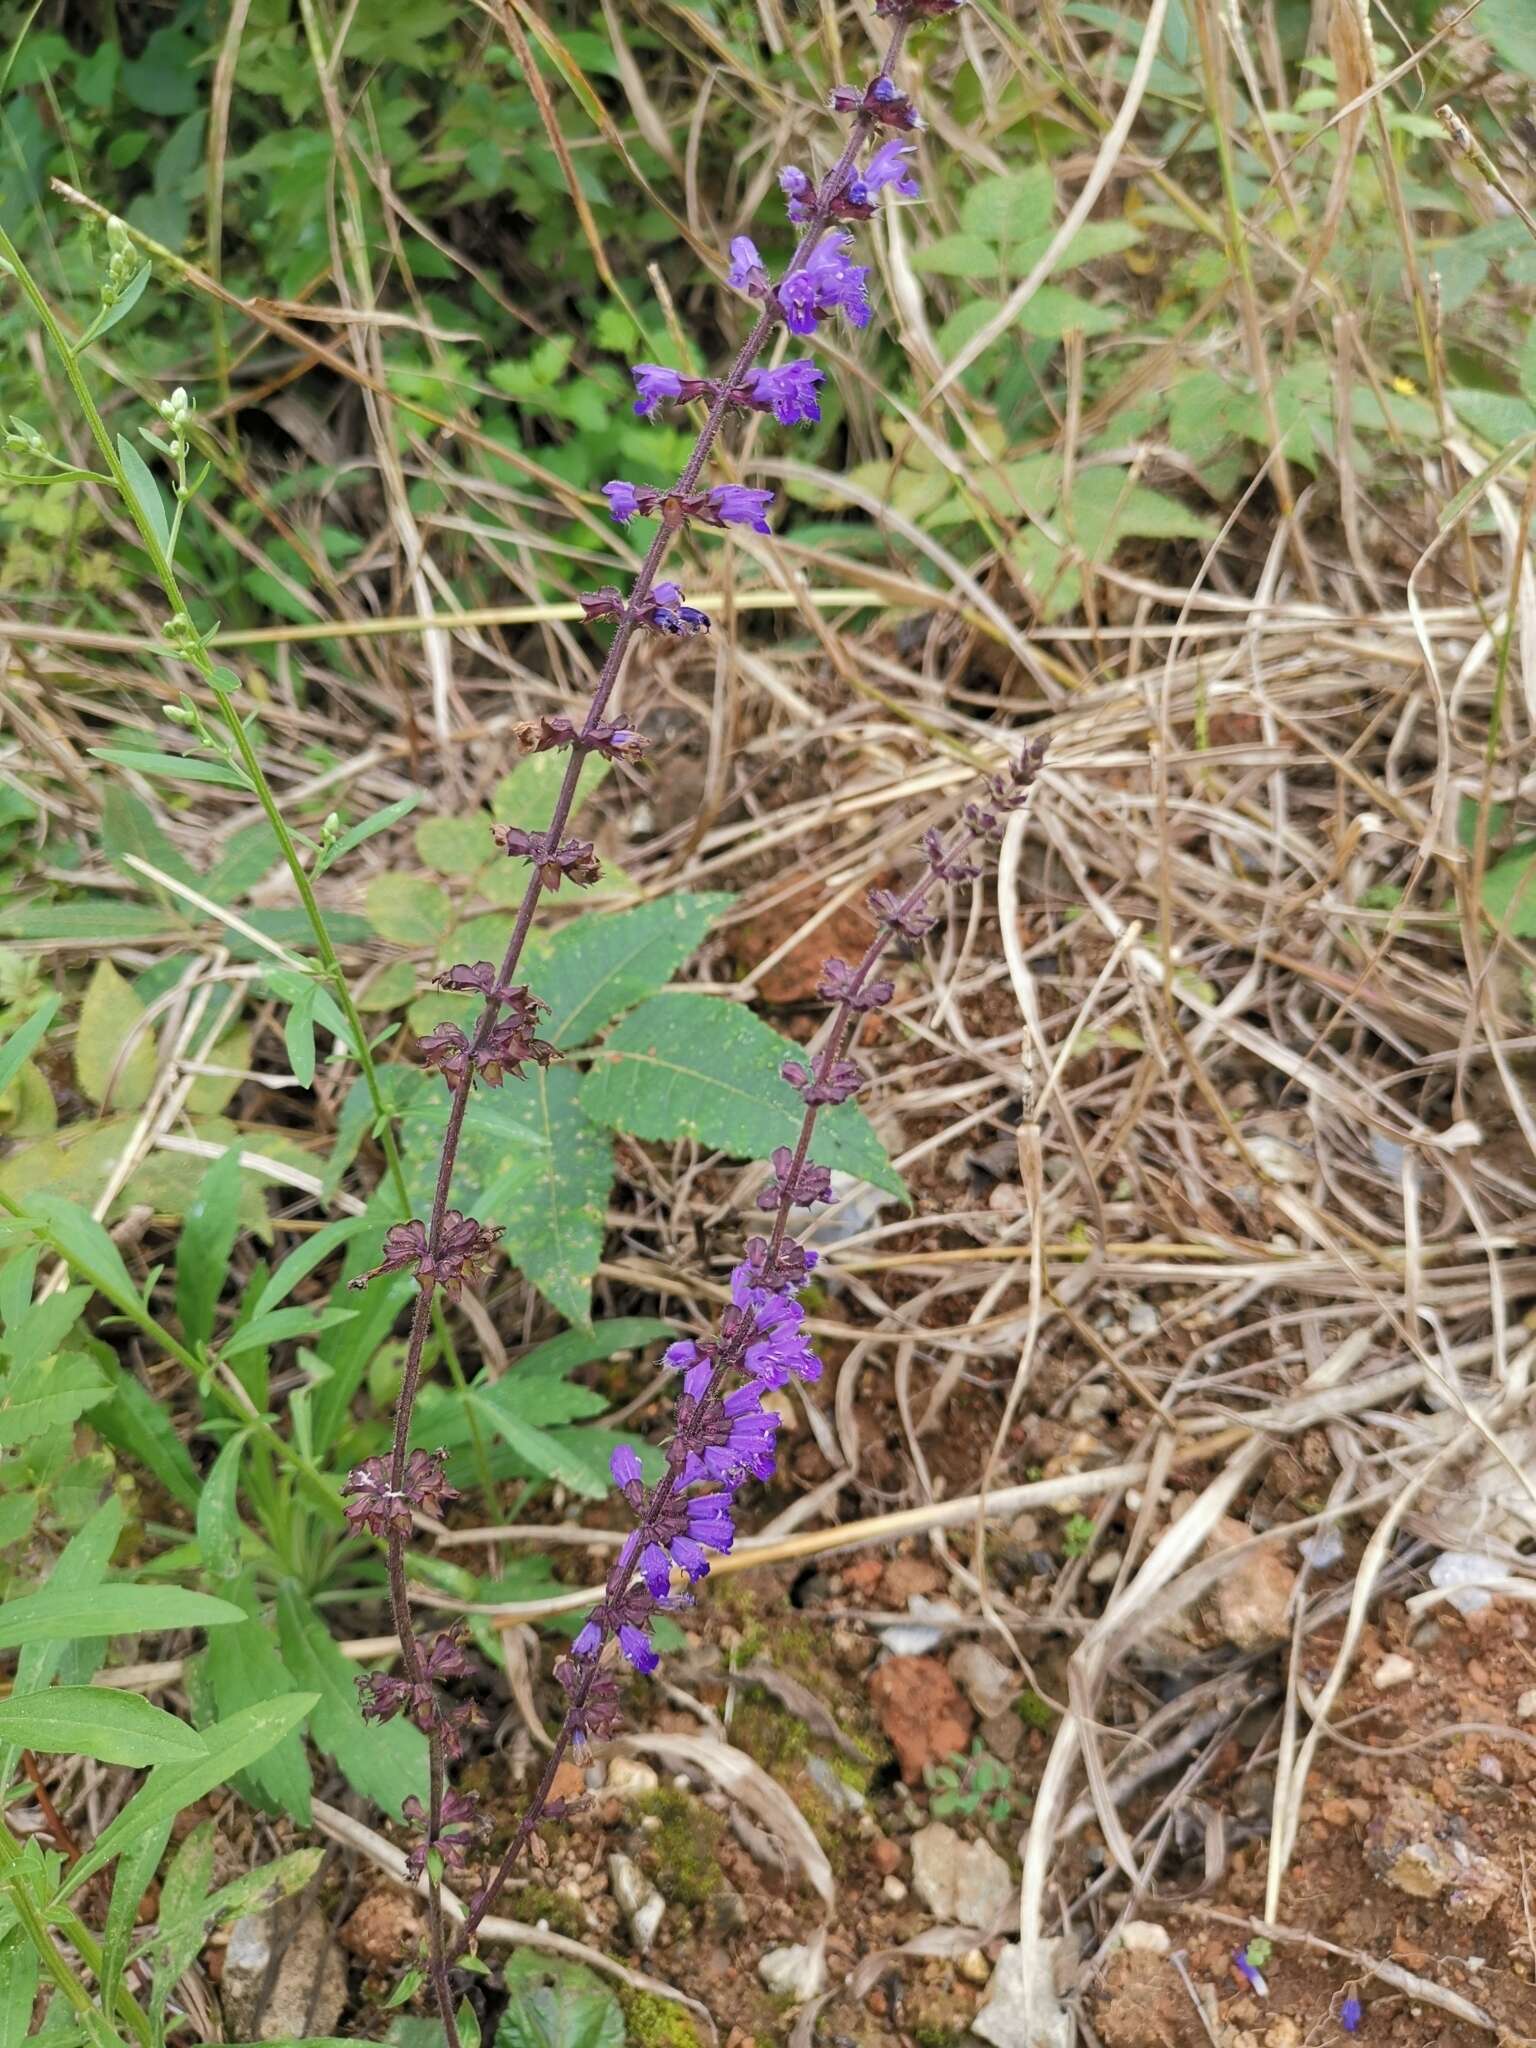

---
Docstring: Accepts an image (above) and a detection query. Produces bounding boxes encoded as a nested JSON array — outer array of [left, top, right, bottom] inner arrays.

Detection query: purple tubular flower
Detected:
[[1340, 1998, 1362, 2034], [777, 232, 871, 336], [610, 1444, 643, 1489], [631, 364, 684, 416], [618, 1623, 658, 1673], [742, 1234, 818, 1292], [1232, 1951, 1268, 1998], [639, 1541, 674, 1597], [779, 165, 816, 223], [728, 236, 772, 297], [571, 1618, 603, 1659], [856, 138, 920, 203], [603, 479, 644, 522], [705, 484, 773, 533], [646, 582, 711, 635], [743, 361, 824, 426], [781, 1054, 862, 1105], [831, 76, 922, 130]]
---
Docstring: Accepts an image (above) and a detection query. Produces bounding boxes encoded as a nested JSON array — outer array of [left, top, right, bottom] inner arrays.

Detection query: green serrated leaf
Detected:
[[0, 1351, 109, 1447], [493, 1953, 624, 2048], [415, 812, 494, 875], [524, 892, 734, 1050], [276, 1585, 427, 1820], [960, 164, 1054, 243], [76, 959, 157, 1110], [365, 874, 452, 946], [580, 993, 903, 1198], [0, 1686, 207, 1766]]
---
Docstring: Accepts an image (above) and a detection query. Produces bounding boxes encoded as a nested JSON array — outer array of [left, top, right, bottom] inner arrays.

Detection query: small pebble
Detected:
[[1067, 1382, 1113, 1426], [1517, 1688, 1536, 1722], [957, 1947, 992, 1986], [1477, 1755, 1503, 1784], [1120, 1921, 1171, 1956], [1372, 1654, 1416, 1691], [1087, 1549, 1123, 1587], [606, 1757, 660, 1797], [882, 1875, 908, 1904], [1126, 1299, 1159, 1337]]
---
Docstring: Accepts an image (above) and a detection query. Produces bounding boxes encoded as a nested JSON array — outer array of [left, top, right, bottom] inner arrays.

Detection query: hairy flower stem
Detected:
[[448, 821, 982, 1959], [382, 18, 913, 2013]]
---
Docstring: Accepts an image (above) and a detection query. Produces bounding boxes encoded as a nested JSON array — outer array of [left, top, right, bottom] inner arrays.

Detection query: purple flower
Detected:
[[1232, 1950, 1268, 1998], [777, 231, 871, 336], [402, 1787, 486, 1881], [618, 1623, 658, 1673], [610, 1444, 643, 1490], [342, 1448, 458, 1536], [743, 361, 824, 426], [571, 1618, 603, 1659], [847, 139, 919, 208], [868, 885, 937, 938], [1340, 1999, 1362, 2035], [603, 480, 644, 522], [728, 235, 772, 297], [631, 364, 717, 418], [492, 826, 602, 891], [831, 76, 922, 130], [646, 582, 711, 635], [705, 484, 773, 533], [779, 165, 816, 224]]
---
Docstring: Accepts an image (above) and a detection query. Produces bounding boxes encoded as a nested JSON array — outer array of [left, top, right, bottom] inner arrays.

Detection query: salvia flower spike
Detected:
[[340, 3, 1039, 2029]]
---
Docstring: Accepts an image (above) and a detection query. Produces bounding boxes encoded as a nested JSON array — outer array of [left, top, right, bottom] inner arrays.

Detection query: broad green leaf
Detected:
[[276, 1585, 427, 1819], [3, 1284, 89, 1376], [365, 874, 451, 946], [477, 1065, 610, 1324], [516, 1318, 675, 1380], [0, 1057, 55, 1139], [197, 1615, 312, 1823], [0, 1584, 245, 1650], [415, 812, 494, 874], [176, 1144, 243, 1349], [1482, 0, 1536, 79], [911, 232, 1004, 280], [1482, 842, 1536, 936], [206, 819, 283, 901], [493, 751, 609, 832], [961, 164, 1054, 243], [1448, 388, 1536, 448], [115, 433, 172, 558], [0, 1351, 108, 1447], [1013, 285, 1122, 338], [0, 1686, 207, 1766], [100, 785, 200, 893], [493, 1954, 624, 2048], [185, 1020, 252, 1115], [0, 996, 60, 1104], [464, 1386, 610, 1497], [66, 1692, 319, 1890], [580, 993, 903, 1198], [524, 893, 734, 1050], [76, 958, 157, 1110]]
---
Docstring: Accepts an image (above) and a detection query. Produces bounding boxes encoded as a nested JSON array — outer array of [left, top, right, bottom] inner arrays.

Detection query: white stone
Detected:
[[1429, 1550, 1499, 1615], [1126, 1299, 1159, 1338], [958, 1947, 993, 1986], [758, 1937, 828, 2002], [882, 1875, 908, 1904], [1119, 1920, 1171, 1956], [1067, 1382, 1113, 1426], [948, 1641, 1018, 1720], [973, 1938, 1072, 2048], [606, 1756, 660, 1797], [607, 1853, 664, 1952], [910, 1823, 1014, 1931], [1087, 1549, 1123, 1586], [1517, 1688, 1536, 1721], [1372, 1654, 1415, 1691]]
